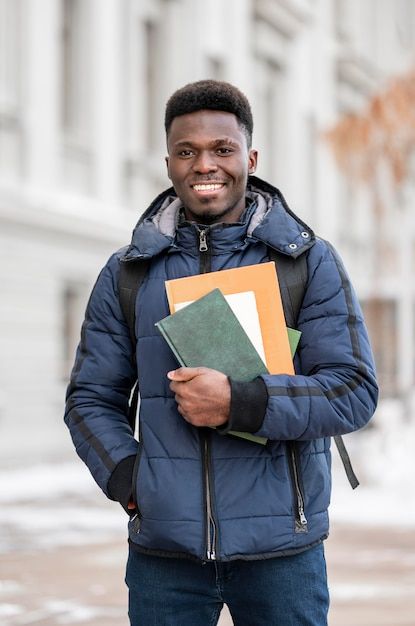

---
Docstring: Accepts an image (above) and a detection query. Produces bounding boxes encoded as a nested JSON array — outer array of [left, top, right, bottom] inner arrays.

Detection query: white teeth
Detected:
[[192, 184, 224, 191]]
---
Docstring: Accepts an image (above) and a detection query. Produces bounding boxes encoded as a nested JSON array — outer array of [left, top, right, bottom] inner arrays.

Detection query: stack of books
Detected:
[[155, 262, 300, 444]]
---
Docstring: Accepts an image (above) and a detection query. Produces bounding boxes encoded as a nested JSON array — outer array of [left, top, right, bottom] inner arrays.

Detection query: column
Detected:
[[24, 0, 60, 189], [91, 0, 122, 205], [312, 0, 339, 242]]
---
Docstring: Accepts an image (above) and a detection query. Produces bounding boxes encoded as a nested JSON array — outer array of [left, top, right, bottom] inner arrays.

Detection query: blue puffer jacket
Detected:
[[65, 176, 378, 562]]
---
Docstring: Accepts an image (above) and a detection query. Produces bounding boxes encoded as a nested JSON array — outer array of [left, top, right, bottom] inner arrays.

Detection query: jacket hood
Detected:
[[122, 175, 315, 261]]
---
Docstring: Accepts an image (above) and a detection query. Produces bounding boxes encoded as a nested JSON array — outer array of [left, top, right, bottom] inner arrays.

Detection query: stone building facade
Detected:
[[0, 0, 414, 464]]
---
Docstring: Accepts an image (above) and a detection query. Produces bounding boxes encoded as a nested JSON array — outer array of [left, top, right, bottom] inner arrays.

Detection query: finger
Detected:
[[169, 381, 187, 397], [176, 403, 186, 417], [169, 380, 179, 393], [167, 367, 206, 382]]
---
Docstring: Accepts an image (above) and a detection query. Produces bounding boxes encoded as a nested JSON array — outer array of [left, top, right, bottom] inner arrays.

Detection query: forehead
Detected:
[[167, 109, 246, 147]]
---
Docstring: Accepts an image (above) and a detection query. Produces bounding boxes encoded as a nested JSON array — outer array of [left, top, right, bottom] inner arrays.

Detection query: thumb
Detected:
[[167, 367, 204, 382]]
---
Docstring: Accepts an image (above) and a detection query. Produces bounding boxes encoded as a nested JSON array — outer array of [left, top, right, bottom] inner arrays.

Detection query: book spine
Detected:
[[164, 283, 175, 314], [155, 322, 186, 367]]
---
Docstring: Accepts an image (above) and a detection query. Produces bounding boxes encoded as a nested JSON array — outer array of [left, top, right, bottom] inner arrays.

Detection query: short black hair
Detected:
[[165, 80, 253, 147]]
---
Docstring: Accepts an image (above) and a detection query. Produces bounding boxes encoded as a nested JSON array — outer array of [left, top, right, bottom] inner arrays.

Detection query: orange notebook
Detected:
[[165, 262, 294, 376]]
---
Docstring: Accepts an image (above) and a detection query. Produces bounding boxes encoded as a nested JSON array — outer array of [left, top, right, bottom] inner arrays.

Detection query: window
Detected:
[[61, 0, 92, 144], [62, 282, 89, 380], [143, 18, 159, 152], [122, 4, 166, 206], [254, 57, 286, 183], [413, 299, 415, 385], [0, 0, 21, 110], [207, 56, 225, 80], [305, 113, 318, 225], [0, 0, 22, 177], [396, 0, 414, 49], [362, 298, 397, 397]]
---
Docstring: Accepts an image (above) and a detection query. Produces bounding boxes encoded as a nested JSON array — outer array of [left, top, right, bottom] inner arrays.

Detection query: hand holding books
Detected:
[[167, 366, 231, 428]]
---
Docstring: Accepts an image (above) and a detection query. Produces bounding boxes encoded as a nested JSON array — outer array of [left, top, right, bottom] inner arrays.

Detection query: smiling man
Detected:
[[65, 80, 378, 625]]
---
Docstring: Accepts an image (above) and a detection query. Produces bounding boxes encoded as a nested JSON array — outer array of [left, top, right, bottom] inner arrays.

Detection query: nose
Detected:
[[192, 150, 218, 174]]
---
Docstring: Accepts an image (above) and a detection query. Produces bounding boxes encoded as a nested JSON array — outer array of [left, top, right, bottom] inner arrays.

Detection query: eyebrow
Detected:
[[173, 137, 240, 149]]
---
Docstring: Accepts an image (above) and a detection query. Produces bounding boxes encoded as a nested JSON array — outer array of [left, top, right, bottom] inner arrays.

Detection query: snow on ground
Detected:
[[0, 461, 98, 503], [0, 462, 125, 552], [330, 399, 415, 528], [0, 398, 414, 553], [0, 600, 125, 625]]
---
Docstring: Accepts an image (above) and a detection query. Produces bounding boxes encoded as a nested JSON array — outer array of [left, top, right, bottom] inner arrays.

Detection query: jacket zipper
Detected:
[[204, 436, 217, 560], [197, 227, 211, 273], [130, 424, 143, 534], [199, 229, 208, 252], [288, 443, 308, 533], [196, 225, 217, 559]]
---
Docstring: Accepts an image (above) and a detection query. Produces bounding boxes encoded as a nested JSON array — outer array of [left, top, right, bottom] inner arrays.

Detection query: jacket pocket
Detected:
[[287, 442, 308, 534]]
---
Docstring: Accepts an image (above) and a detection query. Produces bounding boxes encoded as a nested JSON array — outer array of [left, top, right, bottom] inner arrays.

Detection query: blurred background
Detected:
[[1, 1, 415, 624]]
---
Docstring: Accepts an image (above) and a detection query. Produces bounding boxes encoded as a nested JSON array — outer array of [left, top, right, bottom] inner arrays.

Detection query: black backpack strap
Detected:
[[267, 248, 308, 328], [333, 435, 359, 489], [119, 260, 150, 344], [267, 247, 359, 489], [118, 259, 150, 431]]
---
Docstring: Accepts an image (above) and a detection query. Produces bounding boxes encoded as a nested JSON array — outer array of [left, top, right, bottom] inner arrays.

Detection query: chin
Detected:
[[197, 206, 229, 223], [197, 213, 222, 225]]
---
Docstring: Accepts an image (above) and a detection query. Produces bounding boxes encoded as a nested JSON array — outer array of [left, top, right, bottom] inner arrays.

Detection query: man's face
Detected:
[[166, 110, 258, 224]]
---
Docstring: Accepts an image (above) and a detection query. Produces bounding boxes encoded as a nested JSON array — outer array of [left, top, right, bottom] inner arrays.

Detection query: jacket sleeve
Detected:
[[64, 252, 138, 505], [226, 239, 378, 440]]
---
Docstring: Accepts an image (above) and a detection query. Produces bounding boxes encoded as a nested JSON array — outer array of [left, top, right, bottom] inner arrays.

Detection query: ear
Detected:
[[248, 149, 258, 175], [165, 156, 171, 180]]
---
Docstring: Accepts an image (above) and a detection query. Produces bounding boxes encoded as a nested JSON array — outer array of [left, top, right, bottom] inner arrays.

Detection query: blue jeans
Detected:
[[125, 543, 329, 625]]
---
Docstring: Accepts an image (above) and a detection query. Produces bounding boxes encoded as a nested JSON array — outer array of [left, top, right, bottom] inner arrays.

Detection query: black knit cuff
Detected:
[[107, 455, 136, 513], [217, 376, 268, 435]]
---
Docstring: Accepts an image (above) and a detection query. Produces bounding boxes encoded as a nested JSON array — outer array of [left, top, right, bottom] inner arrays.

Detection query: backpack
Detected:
[[118, 250, 359, 489]]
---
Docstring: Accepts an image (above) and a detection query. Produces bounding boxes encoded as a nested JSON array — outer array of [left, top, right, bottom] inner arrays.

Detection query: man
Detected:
[[65, 80, 378, 625]]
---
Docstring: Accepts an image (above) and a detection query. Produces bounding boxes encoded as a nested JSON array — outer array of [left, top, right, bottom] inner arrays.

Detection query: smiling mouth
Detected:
[[191, 183, 225, 192]]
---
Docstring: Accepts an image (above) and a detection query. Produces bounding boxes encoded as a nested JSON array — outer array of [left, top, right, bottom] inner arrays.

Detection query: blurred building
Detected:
[[0, 0, 414, 464]]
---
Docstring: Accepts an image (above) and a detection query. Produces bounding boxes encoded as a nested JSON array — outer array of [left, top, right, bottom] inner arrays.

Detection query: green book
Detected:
[[156, 288, 300, 445], [287, 327, 301, 357]]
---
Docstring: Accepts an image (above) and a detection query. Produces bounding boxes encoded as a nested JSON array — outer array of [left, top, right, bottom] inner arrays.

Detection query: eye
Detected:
[[178, 149, 194, 158], [216, 147, 233, 155]]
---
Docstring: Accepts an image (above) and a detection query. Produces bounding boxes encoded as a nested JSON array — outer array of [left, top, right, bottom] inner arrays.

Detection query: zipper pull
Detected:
[[130, 513, 141, 534], [295, 494, 308, 533], [199, 229, 208, 252], [298, 505, 307, 527]]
